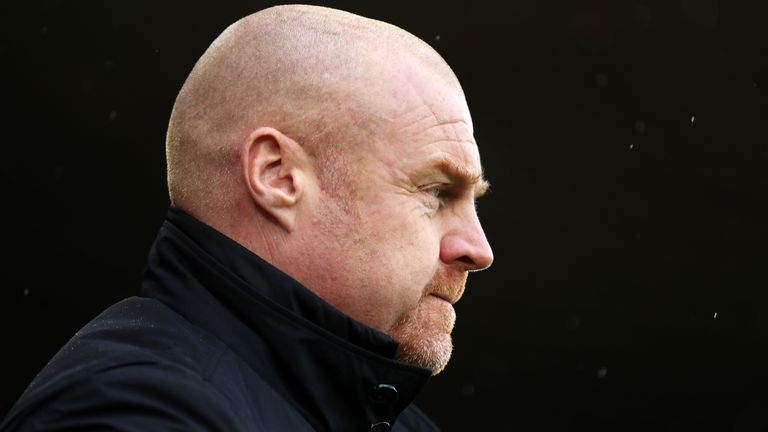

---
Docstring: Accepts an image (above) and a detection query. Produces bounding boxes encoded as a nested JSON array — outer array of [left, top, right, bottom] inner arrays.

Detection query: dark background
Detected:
[[1, 1, 767, 430]]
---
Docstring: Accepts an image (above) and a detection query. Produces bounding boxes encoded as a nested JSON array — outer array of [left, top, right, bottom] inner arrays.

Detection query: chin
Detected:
[[390, 294, 456, 375], [394, 333, 453, 375]]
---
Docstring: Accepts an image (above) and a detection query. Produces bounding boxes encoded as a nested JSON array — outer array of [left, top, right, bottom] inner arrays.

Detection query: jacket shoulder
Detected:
[[3, 358, 246, 432], [27, 297, 227, 390], [1, 297, 259, 431]]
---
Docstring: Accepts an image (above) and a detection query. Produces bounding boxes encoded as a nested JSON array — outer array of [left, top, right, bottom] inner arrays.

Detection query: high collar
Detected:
[[141, 207, 432, 431]]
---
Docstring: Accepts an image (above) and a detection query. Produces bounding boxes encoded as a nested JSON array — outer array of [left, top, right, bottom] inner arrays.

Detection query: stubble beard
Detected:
[[389, 272, 467, 375]]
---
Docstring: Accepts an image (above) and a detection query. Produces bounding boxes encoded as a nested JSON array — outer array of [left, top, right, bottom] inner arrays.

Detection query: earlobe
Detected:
[[241, 127, 306, 232]]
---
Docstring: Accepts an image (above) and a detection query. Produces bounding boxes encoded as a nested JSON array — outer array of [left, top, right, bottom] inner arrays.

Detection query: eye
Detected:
[[424, 185, 444, 199], [419, 184, 450, 209]]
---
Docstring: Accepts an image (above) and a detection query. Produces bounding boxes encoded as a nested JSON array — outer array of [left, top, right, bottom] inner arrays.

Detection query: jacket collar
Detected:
[[141, 207, 432, 431]]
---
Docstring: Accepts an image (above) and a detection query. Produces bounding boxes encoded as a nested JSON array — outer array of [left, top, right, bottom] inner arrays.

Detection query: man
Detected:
[[1, 5, 492, 431]]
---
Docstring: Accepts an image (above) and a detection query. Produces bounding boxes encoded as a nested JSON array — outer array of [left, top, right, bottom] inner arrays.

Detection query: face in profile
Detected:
[[164, 3, 492, 376], [306, 64, 494, 374]]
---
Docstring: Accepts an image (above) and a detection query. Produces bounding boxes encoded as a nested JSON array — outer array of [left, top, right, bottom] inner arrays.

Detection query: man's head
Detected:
[[166, 5, 493, 374]]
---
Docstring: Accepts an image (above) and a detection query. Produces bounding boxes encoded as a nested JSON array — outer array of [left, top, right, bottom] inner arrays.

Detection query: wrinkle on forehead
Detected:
[[394, 97, 475, 141], [388, 70, 474, 139], [371, 72, 484, 195]]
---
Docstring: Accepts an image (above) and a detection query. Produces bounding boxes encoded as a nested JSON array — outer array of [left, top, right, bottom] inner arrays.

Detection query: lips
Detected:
[[430, 292, 459, 305], [426, 272, 467, 306]]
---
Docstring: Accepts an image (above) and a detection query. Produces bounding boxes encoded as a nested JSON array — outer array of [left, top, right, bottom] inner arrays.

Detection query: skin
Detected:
[[166, 5, 493, 374]]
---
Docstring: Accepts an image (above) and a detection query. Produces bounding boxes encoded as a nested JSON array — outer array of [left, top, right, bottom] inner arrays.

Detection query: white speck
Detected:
[[690, 115, 695, 123], [629, 143, 634, 149], [597, 366, 607, 378], [109, 110, 117, 121], [23, 288, 29, 297], [434, 35, 441, 41], [714, 312, 717, 319]]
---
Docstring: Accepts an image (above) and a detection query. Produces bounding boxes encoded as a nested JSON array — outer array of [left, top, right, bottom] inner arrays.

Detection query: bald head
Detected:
[[166, 5, 461, 221]]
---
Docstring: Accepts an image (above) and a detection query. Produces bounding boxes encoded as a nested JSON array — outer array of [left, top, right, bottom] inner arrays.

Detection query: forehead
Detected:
[[371, 65, 483, 177]]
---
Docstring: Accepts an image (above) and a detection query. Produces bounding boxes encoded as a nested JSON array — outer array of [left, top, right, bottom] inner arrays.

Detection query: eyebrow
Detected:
[[430, 157, 490, 198]]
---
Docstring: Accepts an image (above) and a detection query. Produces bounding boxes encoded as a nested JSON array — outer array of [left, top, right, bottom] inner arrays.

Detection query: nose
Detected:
[[439, 211, 494, 272]]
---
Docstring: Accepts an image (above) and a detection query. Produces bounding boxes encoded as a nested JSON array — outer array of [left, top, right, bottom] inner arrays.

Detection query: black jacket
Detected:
[[1, 208, 439, 431]]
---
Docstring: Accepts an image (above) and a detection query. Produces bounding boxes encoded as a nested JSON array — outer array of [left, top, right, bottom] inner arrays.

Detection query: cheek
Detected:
[[327, 193, 441, 328], [366, 203, 439, 268], [366, 210, 441, 311]]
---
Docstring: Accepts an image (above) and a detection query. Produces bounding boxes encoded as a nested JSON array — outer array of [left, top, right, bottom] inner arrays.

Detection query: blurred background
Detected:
[[1, 1, 767, 430]]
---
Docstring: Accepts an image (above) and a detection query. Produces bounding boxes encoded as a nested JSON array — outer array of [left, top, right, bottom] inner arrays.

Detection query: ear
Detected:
[[241, 127, 309, 232]]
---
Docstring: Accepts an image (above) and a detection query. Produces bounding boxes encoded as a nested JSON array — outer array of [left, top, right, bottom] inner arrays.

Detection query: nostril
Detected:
[[440, 233, 493, 271]]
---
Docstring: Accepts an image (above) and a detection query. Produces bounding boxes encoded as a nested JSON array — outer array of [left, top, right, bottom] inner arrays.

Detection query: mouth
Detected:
[[425, 272, 467, 306], [430, 292, 458, 305]]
